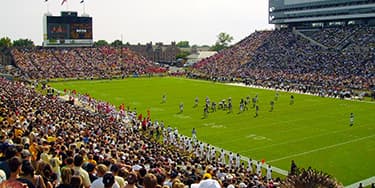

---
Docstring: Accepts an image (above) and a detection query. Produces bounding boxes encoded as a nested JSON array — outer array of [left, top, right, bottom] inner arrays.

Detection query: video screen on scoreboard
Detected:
[[47, 15, 92, 40], [47, 23, 69, 39], [70, 23, 92, 39]]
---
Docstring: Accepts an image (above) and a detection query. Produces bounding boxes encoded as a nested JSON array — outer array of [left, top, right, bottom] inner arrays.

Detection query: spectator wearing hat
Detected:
[[0, 169, 5, 184], [198, 179, 221, 188], [103, 173, 116, 188], [91, 164, 120, 188], [124, 172, 137, 188], [20, 149, 32, 161]]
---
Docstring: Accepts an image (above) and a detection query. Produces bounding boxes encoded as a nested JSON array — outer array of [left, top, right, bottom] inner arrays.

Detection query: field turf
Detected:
[[50, 77, 375, 185]]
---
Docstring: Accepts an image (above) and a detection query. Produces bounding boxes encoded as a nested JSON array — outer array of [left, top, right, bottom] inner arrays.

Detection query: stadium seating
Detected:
[[193, 31, 272, 79], [193, 26, 375, 96], [0, 77, 280, 187], [1, 25, 373, 188], [11, 47, 166, 79]]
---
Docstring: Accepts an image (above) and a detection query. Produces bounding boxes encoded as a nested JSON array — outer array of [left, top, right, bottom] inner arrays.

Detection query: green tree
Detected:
[[12, 38, 34, 47], [210, 32, 234, 51], [217, 32, 233, 47], [94, 40, 109, 47], [176, 51, 190, 59], [111, 40, 123, 47], [0, 37, 12, 48], [210, 43, 225, 52], [176, 41, 190, 48]]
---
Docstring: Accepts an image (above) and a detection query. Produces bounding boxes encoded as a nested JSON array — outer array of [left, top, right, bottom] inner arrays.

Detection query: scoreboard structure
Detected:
[[43, 11, 93, 47]]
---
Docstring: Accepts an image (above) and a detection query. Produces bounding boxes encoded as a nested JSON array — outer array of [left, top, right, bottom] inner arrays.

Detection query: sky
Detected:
[[0, 0, 273, 46]]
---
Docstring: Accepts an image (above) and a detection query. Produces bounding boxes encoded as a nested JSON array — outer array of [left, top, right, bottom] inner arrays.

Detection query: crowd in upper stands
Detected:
[[193, 31, 271, 79], [193, 26, 375, 96], [0, 78, 284, 188], [11, 47, 166, 80]]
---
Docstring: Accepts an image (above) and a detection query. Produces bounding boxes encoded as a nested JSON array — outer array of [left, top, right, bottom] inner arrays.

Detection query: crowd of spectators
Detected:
[[0, 78, 283, 188], [192, 26, 375, 96], [304, 27, 357, 48], [193, 31, 272, 79], [344, 26, 375, 52], [11, 47, 166, 80]]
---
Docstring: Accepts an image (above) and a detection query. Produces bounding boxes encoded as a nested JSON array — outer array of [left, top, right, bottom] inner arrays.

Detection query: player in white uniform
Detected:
[[247, 158, 253, 173], [179, 102, 184, 113], [228, 152, 233, 168], [256, 161, 262, 175], [192, 128, 197, 140], [266, 164, 272, 180], [210, 147, 216, 160], [220, 149, 226, 164], [236, 153, 241, 168]]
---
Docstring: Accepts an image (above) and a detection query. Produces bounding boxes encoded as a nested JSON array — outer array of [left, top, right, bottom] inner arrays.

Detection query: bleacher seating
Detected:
[[11, 47, 166, 79], [193, 26, 375, 95]]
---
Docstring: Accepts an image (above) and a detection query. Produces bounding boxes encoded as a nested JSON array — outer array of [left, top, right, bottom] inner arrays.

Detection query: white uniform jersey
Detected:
[[256, 162, 262, 175], [220, 151, 226, 164], [266, 166, 272, 180]]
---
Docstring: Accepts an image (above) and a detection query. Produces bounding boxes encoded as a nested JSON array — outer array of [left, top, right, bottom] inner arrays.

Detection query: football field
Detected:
[[50, 77, 375, 185]]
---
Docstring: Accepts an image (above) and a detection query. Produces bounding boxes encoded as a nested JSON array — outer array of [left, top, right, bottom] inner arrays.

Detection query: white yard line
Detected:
[[345, 176, 375, 188], [246, 127, 353, 152], [268, 134, 375, 163]]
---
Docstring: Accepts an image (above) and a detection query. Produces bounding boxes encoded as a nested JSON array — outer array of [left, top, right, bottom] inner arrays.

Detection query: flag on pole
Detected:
[[61, 0, 67, 5], [80, 0, 84, 3]]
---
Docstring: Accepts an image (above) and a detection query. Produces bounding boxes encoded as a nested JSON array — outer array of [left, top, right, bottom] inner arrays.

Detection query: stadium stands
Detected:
[[193, 26, 375, 96], [1, 23, 373, 188], [11, 47, 166, 79], [193, 31, 272, 79], [0, 78, 282, 187]]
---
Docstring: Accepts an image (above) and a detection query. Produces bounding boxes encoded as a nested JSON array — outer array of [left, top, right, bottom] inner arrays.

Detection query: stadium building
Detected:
[[269, 0, 375, 29]]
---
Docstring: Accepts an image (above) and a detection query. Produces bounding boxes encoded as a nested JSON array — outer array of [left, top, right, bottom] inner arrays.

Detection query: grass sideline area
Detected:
[[50, 77, 375, 185]]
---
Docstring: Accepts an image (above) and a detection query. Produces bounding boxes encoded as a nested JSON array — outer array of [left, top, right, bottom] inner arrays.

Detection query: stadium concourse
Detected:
[[0, 25, 374, 188]]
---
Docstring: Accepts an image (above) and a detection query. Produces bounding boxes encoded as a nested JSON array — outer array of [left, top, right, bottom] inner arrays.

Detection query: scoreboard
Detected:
[[43, 11, 93, 47]]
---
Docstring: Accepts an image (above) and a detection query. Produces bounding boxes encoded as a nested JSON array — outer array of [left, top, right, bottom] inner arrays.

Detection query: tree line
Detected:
[[1, 32, 233, 51]]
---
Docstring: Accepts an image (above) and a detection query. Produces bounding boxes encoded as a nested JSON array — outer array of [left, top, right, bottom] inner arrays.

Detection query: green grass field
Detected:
[[50, 77, 375, 185]]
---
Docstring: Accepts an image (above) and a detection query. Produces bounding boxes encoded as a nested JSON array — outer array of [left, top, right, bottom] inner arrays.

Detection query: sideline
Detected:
[[345, 176, 375, 188], [225, 82, 375, 104], [207, 143, 289, 176]]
